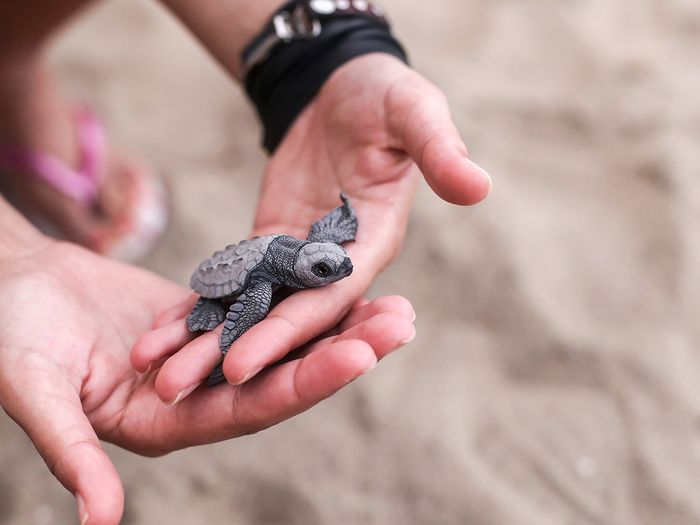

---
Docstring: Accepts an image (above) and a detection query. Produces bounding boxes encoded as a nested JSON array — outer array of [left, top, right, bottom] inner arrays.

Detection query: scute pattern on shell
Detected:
[[189, 235, 280, 298]]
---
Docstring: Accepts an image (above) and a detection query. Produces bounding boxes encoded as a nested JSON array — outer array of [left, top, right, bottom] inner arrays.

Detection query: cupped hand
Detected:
[[238, 54, 490, 384], [0, 241, 414, 525], [150, 54, 489, 389]]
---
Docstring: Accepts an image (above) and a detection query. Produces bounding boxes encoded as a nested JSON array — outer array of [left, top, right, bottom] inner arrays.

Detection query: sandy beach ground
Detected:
[[2, 0, 700, 523]]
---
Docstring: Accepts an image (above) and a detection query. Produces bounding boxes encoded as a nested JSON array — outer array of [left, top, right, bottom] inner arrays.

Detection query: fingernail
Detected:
[[400, 326, 417, 345], [463, 157, 492, 190], [410, 309, 416, 323], [232, 366, 263, 386], [76, 493, 89, 525], [466, 157, 492, 180], [170, 382, 201, 406], [362, 361, 377, 374]]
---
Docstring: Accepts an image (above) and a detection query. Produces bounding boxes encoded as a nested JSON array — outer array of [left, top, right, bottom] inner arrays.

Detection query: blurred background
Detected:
[[2, 0, 700, 523]]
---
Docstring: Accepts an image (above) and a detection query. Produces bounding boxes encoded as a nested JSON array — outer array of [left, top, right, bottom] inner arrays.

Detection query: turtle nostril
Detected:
[[340, 258, 353, 276]]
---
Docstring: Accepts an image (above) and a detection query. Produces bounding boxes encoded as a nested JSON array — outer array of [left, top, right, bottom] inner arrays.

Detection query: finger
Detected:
[[222, 292, 413, 385], [1, 372, 123, 525], [130, 319, 195, 373], [386, 73, 492, 206], [289, 308, 416, 366], [153, 295, 399, 403], [325, 311, 415, 359], [142, 296, 377, 376], [221, 275, 367, 386], [153, 329, 223, 404], [335, 295, 415, 334], [350, 297, 370, 311], [151, 294, 198, 329], [161, 297, 416, 404], [175, 339, 377, 442]]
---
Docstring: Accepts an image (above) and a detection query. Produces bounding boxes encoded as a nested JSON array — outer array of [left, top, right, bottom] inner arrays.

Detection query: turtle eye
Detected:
[[312, 262, 333, 278]]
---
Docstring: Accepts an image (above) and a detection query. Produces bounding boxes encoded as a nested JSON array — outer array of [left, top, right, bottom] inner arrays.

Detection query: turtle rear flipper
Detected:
[[187, 298, 227, 332], [206, 364, 226, 386], [307, 193, 358, 245]]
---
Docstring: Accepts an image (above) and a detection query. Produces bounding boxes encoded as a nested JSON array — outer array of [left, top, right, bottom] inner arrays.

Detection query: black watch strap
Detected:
[[242, 0, 390, 77]]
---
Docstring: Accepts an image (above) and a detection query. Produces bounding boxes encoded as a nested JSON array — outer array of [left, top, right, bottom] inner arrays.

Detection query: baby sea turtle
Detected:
[[188, 194, 358, 385]]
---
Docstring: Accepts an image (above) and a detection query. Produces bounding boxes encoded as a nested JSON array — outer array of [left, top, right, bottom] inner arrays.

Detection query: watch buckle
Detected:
[[273, 4, 322, 42]]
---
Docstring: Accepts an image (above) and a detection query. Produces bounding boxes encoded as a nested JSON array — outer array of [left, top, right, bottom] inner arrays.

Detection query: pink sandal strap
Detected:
[[0, 107, 106, 207]]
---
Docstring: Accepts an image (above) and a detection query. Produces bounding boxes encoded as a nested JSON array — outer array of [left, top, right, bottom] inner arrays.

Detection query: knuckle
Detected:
[[224, 387, 253, 436]]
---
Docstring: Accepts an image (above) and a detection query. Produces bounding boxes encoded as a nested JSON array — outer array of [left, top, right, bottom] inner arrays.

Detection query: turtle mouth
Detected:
[[338, 257, 353, 278]]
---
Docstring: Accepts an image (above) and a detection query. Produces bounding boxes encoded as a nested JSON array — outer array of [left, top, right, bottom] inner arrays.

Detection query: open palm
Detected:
[[0, 241, 414, 525], [159, 54, 491, 387]]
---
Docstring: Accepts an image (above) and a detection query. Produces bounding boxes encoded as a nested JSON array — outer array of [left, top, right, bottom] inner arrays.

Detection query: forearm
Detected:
[[158, 0, 286, 81], [0, 196, 49, 260]]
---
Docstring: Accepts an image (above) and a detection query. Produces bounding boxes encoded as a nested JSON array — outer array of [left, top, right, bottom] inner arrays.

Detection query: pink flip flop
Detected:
[[0, 107, 169, 261]]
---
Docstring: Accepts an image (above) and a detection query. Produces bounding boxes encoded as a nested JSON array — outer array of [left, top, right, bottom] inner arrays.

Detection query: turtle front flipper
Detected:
[[206, 278, 273, 386], [307, 193, 358, 244], [187, 298, 227, 332]]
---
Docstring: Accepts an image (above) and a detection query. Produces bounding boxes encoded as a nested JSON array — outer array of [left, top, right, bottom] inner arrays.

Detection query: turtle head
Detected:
[[293, 242, 353, 288]]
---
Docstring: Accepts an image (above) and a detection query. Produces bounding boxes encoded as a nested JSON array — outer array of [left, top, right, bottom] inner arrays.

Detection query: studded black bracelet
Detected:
[[243, 1, 408, 153]]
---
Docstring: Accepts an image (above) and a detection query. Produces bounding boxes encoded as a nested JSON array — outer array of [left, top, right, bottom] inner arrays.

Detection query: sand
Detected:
[[2, 0, 700, 523]]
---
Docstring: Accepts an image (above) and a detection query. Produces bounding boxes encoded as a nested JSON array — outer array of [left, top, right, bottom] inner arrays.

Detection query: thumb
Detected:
[[386, 73, 492, 206], [1, 370, 123, 525]]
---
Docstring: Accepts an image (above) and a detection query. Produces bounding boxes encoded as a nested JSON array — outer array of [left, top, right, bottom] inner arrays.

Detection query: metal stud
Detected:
[[309, 0, 336, 14], [370, 3, 384, 16], [353, 0, 369, 11]]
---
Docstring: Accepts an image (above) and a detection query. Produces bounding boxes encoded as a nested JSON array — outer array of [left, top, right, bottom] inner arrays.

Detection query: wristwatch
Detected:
[[242, 0, 390, 77]]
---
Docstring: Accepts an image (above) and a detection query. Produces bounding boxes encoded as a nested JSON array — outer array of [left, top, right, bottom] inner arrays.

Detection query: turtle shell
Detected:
[[189, 235, 280, 299]]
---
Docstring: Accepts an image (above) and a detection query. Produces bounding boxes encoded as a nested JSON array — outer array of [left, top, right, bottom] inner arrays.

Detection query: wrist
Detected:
[[0, 197, 51, 262], [322, 51, 410, 91], [244, 2, 408, 152], [159, 0, 288, 81]]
